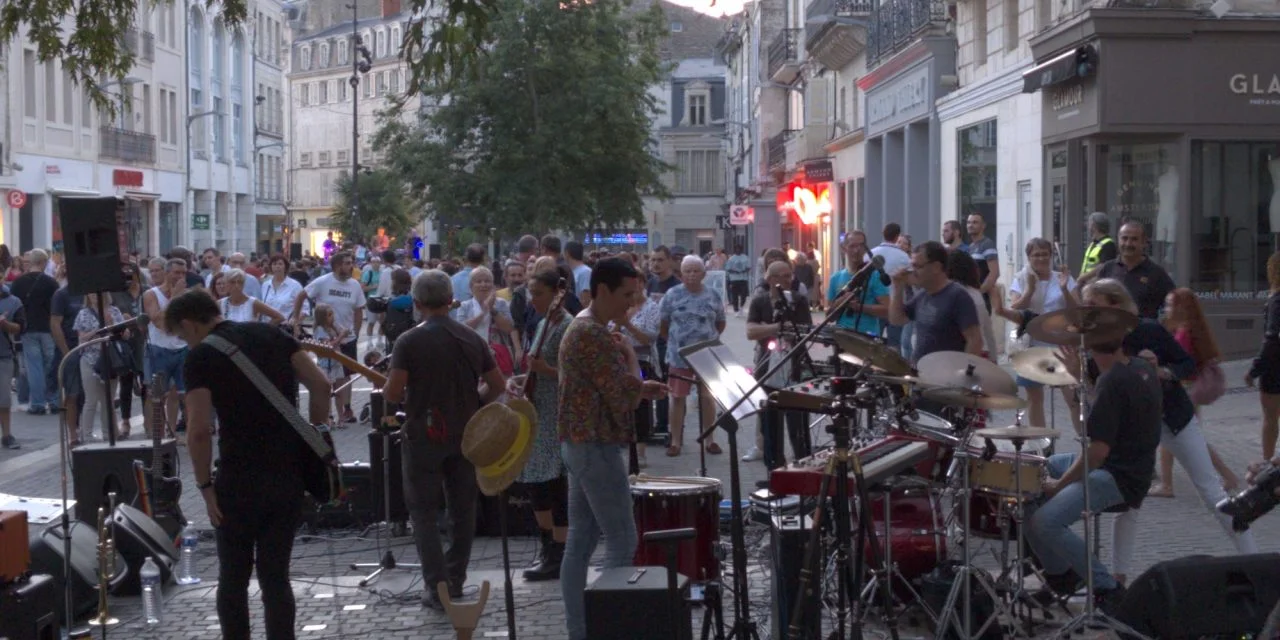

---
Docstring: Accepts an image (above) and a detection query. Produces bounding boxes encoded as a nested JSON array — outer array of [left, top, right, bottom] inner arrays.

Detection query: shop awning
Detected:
[[46, 186, 100, 197], [1022, 44, 1097, 93], [122, 189, 161, 200]]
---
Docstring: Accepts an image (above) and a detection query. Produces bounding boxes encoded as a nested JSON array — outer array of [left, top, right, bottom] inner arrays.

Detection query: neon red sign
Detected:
[[778, 183, 832, 226]]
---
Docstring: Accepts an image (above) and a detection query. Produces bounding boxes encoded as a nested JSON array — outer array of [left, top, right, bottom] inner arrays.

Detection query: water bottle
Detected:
[[140, 556, 162, 625], [176, 527, 201, 585]]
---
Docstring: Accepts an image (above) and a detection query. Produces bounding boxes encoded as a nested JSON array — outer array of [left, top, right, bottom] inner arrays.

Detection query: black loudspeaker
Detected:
[[28, 521, 127, 618], [0, 573, 58, 640], [59, 196, 127, 295], [1116, 552, 1280, 638], [300, 462, 376, 531], [771, 514, 821, 639], [109, 504, 178, 595], [475, 490, 539, 538], [72, 440, 179, 525], [585, 566, 691, 640], [290, 242, 303, 261], [367, 428, 408, 524]]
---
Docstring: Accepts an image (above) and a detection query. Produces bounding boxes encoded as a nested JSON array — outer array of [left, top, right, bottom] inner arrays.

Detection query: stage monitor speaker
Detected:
[[771, 514, 821, 640], [0, 509, 31, 583], [366, 428, 408, 525], [585, 566, 691, 640], [1116, 552, 1280, 638], [59, 196, 127, 295], [476, 490, 538, 538], [72, 440, 179, 525], [109, 504, 178, 595], [0, 573, 58, 640], [301, 462, 376, 532], [28, 521, 126, 618]]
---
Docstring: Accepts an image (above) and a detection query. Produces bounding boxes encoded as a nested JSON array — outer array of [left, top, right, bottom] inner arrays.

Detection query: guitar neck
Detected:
[[301, 341, 388, 387]]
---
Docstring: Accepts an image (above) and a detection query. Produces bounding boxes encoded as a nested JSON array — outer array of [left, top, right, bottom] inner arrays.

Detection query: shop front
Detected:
[[1026, 9, 1280, 356], [778, 158, 836, 288], [860, 36, 957, 242]]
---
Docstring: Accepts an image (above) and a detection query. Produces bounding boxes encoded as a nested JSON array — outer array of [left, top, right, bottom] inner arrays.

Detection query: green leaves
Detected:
[[330, 169, 419, 247], [379, 0, 672, 238]]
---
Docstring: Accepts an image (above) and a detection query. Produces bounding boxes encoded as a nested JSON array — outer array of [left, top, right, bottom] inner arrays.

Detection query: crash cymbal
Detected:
[[867, 373, 930, 387], [1026, 305, 1139, 347], [1011, 347, 1078, 387], [974, 426, 1063, 441], [832, 330, 913, 375], [921, 387, 1027, 411], [915, 351, 1017, 396]]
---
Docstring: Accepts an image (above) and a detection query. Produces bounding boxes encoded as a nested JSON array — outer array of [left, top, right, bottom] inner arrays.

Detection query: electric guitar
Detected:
[[299, 340, 388, 387], [132, 374, 187, 542]]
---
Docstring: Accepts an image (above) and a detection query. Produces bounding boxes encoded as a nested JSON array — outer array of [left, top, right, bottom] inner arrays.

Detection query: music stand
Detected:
[[678, 339, 769, 640]]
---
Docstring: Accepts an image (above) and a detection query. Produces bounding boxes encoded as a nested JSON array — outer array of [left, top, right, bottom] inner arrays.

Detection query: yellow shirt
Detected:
[[496, 288, 514, 301]]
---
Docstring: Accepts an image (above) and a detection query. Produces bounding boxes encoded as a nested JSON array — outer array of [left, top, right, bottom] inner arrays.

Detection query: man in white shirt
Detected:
[[375, 250, 397, 298], [292, 251, 366, 424], [565, 240, 592, 305], [871, 223, 912, 350]]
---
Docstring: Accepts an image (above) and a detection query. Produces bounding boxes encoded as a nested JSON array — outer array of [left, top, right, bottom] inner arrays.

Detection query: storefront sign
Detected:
[[1229, 73, 1280, 107], [192, 214, 210, 230], [5, 190, 27, 209], [804, 160, 834, 183], [112, 169, 144, 187], [1050, 84, 1084, 111], [866, 63, 933, 137]]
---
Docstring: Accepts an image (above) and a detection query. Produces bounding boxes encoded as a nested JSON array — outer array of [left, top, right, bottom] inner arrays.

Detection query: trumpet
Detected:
[[88, 495, 120, 627]]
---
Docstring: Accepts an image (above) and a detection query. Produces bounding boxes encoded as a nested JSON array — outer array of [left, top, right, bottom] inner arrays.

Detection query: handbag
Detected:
[[201, 333, 344, 504], [1190, 361, 1226, 406], [92, 312, 138, 380]]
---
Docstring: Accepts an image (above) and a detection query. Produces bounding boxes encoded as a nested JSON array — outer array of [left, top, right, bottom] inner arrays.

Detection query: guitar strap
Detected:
[[201, 333, 336, 462]]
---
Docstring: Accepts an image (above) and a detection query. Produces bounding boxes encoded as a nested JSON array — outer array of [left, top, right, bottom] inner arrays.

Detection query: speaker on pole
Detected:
[[58, 197, 127, 295], [1116, 552, 1280, 638]]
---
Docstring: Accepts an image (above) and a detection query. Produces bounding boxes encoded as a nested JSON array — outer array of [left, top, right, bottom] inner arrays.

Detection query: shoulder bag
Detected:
[[201, 333, 344, 504], [1190, 359, 1226, 406]]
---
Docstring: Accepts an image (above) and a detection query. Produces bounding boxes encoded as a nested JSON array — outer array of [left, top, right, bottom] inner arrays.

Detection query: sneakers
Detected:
[[1095, 585, 1127, 617], [1, 435, 19, 450], [1042, 568, 1082, 596], [742, 446, 762, 462]]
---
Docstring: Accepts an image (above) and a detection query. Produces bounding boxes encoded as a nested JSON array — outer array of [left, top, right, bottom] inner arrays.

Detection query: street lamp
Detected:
[[348, 2, 373, 240], [253, 141, 288, 252], [185, 109, 220, 249]]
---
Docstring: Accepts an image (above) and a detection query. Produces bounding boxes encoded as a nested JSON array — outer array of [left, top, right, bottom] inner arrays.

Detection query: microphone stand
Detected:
[[696, 278, 889, 640]]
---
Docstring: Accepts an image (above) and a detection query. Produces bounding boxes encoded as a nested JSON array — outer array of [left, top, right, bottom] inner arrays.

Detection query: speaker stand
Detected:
[[350, 411, 419, 586]]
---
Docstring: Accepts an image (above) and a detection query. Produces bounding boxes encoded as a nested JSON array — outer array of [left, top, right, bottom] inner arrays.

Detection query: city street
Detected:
[[2, 313, 1277, 639]]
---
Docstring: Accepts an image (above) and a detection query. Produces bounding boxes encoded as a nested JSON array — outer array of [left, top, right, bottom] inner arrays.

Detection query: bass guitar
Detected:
[[132, 374, 187, 542]]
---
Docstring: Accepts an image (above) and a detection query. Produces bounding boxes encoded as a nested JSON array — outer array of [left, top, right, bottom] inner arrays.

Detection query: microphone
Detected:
[[841, 254, 887, 294], [94, 315, 148, 338]]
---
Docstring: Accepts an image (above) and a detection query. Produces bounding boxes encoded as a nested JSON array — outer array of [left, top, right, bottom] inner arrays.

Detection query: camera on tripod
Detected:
[[1217, 463, 1280, 532]]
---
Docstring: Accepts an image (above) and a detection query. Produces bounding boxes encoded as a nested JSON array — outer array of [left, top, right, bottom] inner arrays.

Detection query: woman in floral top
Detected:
[[73, 292, 126, 441]]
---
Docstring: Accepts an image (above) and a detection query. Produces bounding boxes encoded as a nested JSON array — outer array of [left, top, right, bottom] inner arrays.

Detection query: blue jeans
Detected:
[[560, 442, 637, 640], [1025, 453, 1125, 591], [144, 344, 188, 392], [22, 332, 56, 408]]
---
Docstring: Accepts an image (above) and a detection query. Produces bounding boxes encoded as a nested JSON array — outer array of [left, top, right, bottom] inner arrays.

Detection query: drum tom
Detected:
[[631, 476, 722, 582], [899, 411, 960, 447], [954, 449, 1046, 497]]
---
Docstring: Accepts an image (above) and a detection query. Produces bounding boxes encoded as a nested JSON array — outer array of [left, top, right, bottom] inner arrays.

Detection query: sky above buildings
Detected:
[[668, 0, 746, 18]]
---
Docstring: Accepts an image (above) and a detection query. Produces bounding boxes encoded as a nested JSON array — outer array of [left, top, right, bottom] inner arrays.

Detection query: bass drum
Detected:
[[863, 486, 947, 598]]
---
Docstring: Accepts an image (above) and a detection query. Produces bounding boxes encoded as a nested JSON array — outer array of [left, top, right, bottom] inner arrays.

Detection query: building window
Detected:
[[337, 149, 349, 164], [300, 83, 309, 105], [376, 29, 386, 57], [957, 120, 998, 227], [339, 38, 350, 64], [686, 92, 708, 126], [142, 84, 153, 134], [391, 26, 401, 54], [338, 80, 348, 101], [300, 152, 312, 166], [212, 21, 226, 89], [674, 150, 724, 194], [319, 151, 330, 165], [22, 50, 36, 118], [232, 32, 245, 89], [671, 21, 683, 32], [301, 46, 312, 70], [213, 96, 226, 161], [44, 62, 56, 123], [189, 10, 204, 77], [62, 68, 75, 125], [232, 103, 242, 161], [363, 75, 372, 98], [376, 71, 386, 95], [319, 43, 330, 67], [389, 70, 401, 94], [1097, 143, 1181, 283], [320, 80, 329, 103]]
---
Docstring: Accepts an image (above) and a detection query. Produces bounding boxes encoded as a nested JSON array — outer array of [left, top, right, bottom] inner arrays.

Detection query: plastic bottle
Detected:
[[141, 556, 162, 625], [176, 526, 201, 585]]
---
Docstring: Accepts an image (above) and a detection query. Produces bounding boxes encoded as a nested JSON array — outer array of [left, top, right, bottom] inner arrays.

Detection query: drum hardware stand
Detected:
[[1001, 414, 1049, 637], [685, 276, 876, 640], [857, 476, 935, 629], [351, 396, 421, 587], [1050, 337, 1151, 640], [933, 432, 1016, 640]]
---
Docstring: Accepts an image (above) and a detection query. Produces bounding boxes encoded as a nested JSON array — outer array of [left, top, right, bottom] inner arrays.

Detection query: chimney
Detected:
[[381, 0, 401, 17]]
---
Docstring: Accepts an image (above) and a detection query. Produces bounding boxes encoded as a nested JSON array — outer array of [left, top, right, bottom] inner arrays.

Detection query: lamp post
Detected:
[[254, 140, 287, 254], [186, 110, 219, 249], [348, 3, 373, 243]]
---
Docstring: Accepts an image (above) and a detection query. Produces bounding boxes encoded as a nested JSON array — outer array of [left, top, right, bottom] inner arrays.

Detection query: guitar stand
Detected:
[[350, 406, 420, 587]]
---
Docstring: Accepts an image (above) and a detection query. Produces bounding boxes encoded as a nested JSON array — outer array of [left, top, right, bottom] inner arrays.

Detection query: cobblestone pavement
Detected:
[[2, 317, 1277, 639]]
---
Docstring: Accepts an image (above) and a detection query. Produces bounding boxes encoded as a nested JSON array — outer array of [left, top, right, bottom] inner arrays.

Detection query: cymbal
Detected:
[[1011, 347, 1077, 387], [974, 426, 1063, 441], [867, 373, 930, 387], [832, 330, 913, 375], [921, 387, 1026, 411], [915, 351, 1017, 396], [1026, 305, 1139, 347]]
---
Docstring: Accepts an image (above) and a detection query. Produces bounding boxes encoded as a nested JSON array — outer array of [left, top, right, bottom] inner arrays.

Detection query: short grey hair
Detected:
[[680, 255, 705, 271], [1088, 211, 1110, 235], [148, 257, 167, 269], [166, 257, 188, 271], [28, 248, 48, 267], [413, 269, 453, 309]]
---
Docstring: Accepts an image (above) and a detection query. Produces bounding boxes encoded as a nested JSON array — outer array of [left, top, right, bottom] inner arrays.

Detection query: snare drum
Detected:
[[962, 450, 1046, 497], [631, 476, 722, 582]]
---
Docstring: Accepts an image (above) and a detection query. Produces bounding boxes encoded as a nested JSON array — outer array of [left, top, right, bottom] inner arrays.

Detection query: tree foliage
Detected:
[[330, 169, 419, 246], [0, 0, 247, 115], [375, 0, 672, 237]]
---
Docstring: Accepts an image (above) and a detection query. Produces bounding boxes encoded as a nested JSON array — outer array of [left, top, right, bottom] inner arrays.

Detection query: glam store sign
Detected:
[[1229, 73, 1280, 107]]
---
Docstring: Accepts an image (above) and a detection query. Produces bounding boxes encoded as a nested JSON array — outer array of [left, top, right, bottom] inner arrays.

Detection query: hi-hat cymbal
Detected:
[[1011, 347, 1078, 387], [974, 426, 1063, 441], [832, 330, 913, 375], [921, 386, 1027, 411], [916, 351, 1017, 396], [1026, 305, 1139, 347]]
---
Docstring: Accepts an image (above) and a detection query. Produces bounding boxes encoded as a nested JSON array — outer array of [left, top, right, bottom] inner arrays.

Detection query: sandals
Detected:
[[705, 442, 723, 455], [1147, 484, 1174, 498], [666, 444, 682, 457]]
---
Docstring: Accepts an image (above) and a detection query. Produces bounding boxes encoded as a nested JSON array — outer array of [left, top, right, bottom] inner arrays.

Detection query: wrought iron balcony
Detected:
[[768, 129, 797, 171], [99, 126, 157, 164], [866, 0, 949, 68], [141, 31, 155, 62], [767, 29, 803, 84], [806, 0, 874, 70], [123, 29, 139, 57]]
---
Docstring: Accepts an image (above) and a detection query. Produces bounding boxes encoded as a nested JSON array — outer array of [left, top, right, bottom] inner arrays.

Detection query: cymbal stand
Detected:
[[1051, 336, 1151, 639], [858, 476, 935, 628], [786, 389, 897, 640], [933, 432, 1014, 640]]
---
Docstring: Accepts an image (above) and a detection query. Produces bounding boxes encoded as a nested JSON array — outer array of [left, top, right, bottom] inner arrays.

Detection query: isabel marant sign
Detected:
[[867, 64, 932, 136], [1230, 73, 1280, 107]]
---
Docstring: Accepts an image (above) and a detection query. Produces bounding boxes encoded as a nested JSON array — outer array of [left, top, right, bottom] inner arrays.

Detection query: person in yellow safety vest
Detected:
[[1080, 211, 1117, 277]]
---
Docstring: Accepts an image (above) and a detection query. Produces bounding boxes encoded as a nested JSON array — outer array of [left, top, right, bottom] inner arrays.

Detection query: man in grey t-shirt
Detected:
[[966, 213, 1000, 312], [888, 241, 982, 365]]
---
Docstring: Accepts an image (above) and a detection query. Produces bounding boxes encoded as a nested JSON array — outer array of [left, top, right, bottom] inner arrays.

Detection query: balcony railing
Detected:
[[767, 29, 802, 82], [141, 31, 155, 62], [867, 0, 948, 68], [99, 126, 157, 164], [123, 29, 139, 57], [807, 0, 874, 22], [768, 130, 797, 171]]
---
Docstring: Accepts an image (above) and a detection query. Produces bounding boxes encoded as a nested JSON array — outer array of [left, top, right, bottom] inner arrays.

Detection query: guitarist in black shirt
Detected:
[[165, 290, 333, 640]]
